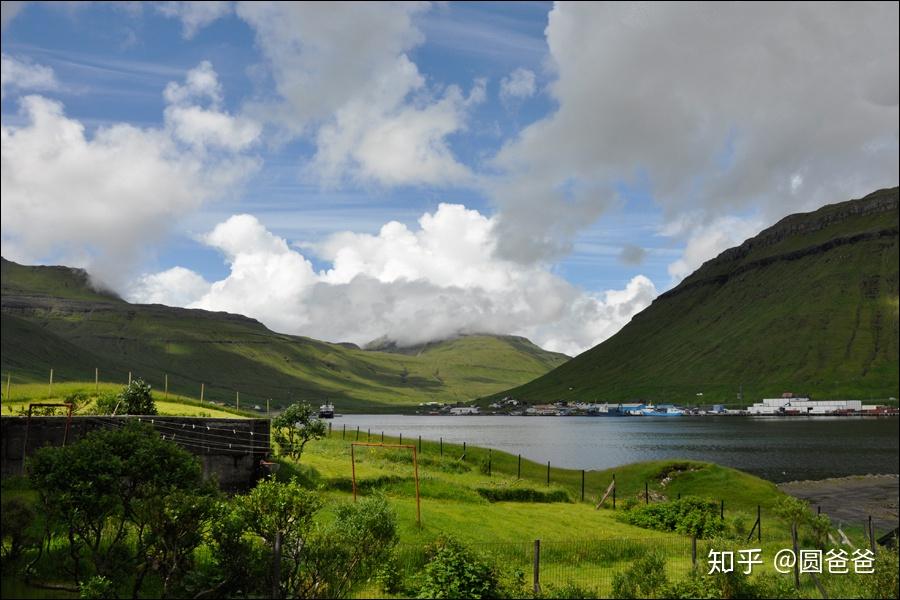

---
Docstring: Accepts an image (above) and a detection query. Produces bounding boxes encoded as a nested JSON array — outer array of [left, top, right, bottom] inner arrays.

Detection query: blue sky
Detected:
[[2, 2, 897, 354]]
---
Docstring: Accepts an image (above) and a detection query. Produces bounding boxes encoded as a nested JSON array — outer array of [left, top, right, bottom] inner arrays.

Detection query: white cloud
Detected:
[[500, 67, 536, 101], [128, 266, 211, 306], [134, 205, 657, 355], [234, 1, 479, 186], [1, 63, 259, 285], [1, 53, 58, 98], [665, 215, 765, 282], [155, 1, 233, 38], [1, 1, 26, 31], [490, 2, 899, 267]]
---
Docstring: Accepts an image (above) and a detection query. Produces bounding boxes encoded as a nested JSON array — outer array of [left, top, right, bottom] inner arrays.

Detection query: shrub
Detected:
[[79, 575, 116, 599], [272, 402, 326, 461], [417, 536, 506, 599], [0, 497, 38, 562], [476, 487, 569, 503], [610, 552, 668, 599], [622, 497, 727, 538], [93, 392, 120, 415]]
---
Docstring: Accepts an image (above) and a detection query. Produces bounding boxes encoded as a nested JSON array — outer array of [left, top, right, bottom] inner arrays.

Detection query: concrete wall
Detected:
[[1, 415, 270, 491]]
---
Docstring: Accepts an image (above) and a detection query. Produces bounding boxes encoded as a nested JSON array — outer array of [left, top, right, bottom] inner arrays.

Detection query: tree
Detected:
[[118, 378, 157, 415], [272, 402, 326, 461], [28, 422, 210, 594]]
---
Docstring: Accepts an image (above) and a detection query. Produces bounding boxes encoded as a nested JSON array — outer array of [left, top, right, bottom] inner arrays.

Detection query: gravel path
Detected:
[[778, 474, 899, 533]]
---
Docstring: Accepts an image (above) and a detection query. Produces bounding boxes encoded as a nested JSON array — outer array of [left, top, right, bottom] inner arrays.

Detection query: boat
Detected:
[[318, 403, 335, 418], [640, 405, 684, 416]]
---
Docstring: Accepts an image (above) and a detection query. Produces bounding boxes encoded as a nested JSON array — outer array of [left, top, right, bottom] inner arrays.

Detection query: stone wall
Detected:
[[1, 415, 270, 491]]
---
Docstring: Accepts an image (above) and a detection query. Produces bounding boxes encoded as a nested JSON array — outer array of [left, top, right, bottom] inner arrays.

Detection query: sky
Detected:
[[2, 1, 898, 355]]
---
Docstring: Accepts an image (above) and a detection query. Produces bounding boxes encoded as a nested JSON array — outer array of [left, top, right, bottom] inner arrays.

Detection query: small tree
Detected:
[[272, 402, 326, 461]]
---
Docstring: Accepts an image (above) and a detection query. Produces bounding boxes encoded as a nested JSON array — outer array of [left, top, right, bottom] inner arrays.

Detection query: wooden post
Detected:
[[532, 539, 541, 595], [128, 371, 132, 385], [399, 433, 402, 445], [367, 428, 370, 442], [517, 454, 521, 479], [380, 431, 384, 442], [413, 446, 422, 527], [273, 531, 282, 599], [581, 470, 585, 501], [720, 499, 724, 519], [266, 398, 270, 416], [328, 422, 332, 435], [200, 383, 205, 403], [645, 481, 649, 504], [868, 516, 876, 553], [440, 437, 443, 456], [49, 368, 53, 396], [95, 368, 99, 394], [342, 424, 346, 440], [418, 435, 422, 452], [236, 391, 240, 411], [546, 461, 550, 486], [356, 426, 360, 441], [612, 474, 616, 510], [791, 521, 800, 588], [351, 445, 358, 501], [757, 505, 761, 542], [164, 374, 168, 400], [5, 372, 10, 401], [691, 536, 697, 568], [488, 449, 492, 476]]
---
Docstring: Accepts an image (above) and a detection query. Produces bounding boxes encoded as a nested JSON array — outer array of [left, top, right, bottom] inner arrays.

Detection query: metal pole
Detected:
[[413, 446, 422, 527], [533, 539, 541, 595]]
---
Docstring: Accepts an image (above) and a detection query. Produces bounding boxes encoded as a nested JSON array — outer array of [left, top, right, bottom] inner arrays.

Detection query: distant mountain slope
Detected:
[[494, 187, 899, 405], [0, 258, 567, 412]]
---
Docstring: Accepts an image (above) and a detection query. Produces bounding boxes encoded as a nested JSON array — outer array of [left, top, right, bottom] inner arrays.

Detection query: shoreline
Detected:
[[778, 474, 900, 532]]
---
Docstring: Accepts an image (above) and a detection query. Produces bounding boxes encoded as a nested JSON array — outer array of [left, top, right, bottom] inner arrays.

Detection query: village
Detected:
[[416, 393, 899, 417]]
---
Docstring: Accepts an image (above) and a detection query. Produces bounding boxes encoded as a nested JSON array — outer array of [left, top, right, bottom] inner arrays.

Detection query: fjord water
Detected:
[[336, 415, 899, 482]]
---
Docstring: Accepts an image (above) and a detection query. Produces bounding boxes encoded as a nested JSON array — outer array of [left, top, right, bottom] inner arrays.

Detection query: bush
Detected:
[[417, 536, 506, 599], [117, 378, 156, 415], [660, 569, 799, 599], [476, 487, 569, 503], [93, 392, 119, 415], [79, 575, 116, 599], [0, 497, 38, 562], [611, 552, 668, 599], [622, 497, 727, 538]]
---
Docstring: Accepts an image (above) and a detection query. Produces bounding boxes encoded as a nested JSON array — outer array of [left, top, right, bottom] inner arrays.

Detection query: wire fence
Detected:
[[350, 536, 699, 598]]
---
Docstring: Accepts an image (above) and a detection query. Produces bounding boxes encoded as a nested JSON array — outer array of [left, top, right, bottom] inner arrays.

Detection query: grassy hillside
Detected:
[[494, 187, 899, 405], [1, 259, 568, 412]]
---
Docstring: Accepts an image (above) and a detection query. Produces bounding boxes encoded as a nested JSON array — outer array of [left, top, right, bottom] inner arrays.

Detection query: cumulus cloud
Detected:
[[155, 1, 233, 38], [163, 61, 261, 151], [233, 1, 480, 186], [132, 205, 657, 355], [490, 2, 899, 270], [129, 266, 211, 306], [1, 53, 58, 98], [1, 62, 258, 285], [500, 67, 536, 102]]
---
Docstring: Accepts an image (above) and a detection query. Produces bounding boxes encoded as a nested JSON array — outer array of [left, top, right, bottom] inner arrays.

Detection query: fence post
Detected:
[[49, 368, 54, 396], [462, 441, 466, 459], [95, 367, 99, 394], [342, 424, 346, 439], [581, 469, 585, 501], [645, 481, 649, 504], [440, 437, 443, 456], [546, 461, 550, 486], [418, 435, 422, 452], [164, 374, 169, 401], [691, 536, 697, 568], [612, 474, 616, 510], [381, 431, 384, 443], [757, 505, 761, 542], [488, 449, 492, 476], [367, 428, 370, 441], [273, 530, 282, 599], [356, 426, 360, 441], [868, 516, 876, 553], [328, 422, 332, 435], [791, 521, 800, 588], [532, 539, 541, 595], [517, 454, 521, 479], [720, 499, 724, 519], [399, 433, 402, 445]]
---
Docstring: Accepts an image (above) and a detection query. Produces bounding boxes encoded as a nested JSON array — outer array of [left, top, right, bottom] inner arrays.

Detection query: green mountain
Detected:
[[492, 187, 899, 406], [0, 258, 567, 412]]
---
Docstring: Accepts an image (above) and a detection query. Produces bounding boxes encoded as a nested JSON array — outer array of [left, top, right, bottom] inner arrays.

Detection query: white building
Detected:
[[449, 406, 480, 415], [745, 398, 871, 415]]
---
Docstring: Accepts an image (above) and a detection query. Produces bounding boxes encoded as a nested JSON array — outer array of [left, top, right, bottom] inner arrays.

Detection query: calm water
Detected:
[[333, 415, 899, 482]]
